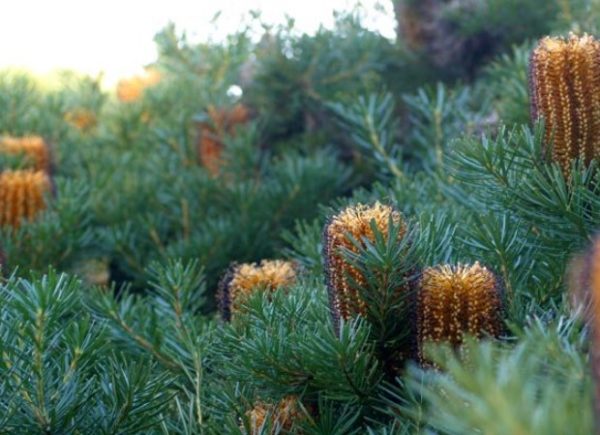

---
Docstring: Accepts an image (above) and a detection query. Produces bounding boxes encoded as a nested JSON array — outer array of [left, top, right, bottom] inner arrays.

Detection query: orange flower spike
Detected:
[[323, 202, 407, 327], [217, 260, 298, 321], [416, 262, 504, 362], [116, 67, 162, 103], [116, 77, 143, 103], [0, 170, 51, 228], [198, 125, 223, 175], [0, 135, 51, 173], [529, 34, 600, 178], [197, 103, 250, 175]]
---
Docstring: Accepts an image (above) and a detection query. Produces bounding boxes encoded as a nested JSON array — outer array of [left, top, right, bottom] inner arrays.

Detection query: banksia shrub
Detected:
[[242, 396, 302, 435], [217, 259, 297, 321], [323, 202, 407, 327], [529, 34, 600, 178], [116, 67, 161, 103], [0, 170, 51, 228], [0, 135, 51, 172], [416, 262, 504, 363], [196, 103, 250, 175]]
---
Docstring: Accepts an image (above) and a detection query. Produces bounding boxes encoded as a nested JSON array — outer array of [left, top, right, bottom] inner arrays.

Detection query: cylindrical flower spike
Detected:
[[416, 262, 504, 362], [217, 259, 297, 321], [0, 170, 52, 228], [0, 135, 52, 173], [196, 103, 249, 175], [322, 202, 407, 329], [529, 34, 600, 178], [242, 396, 302, 435]]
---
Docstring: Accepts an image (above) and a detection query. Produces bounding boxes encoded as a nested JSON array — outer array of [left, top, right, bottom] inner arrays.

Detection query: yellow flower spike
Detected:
[[217, 259, 298, 321], [0, 135, 52, 173], [322, 202, 407, 330], [529, 33, 600, 178], [0, 170, 51, 228], [417, 262, 504, 363]]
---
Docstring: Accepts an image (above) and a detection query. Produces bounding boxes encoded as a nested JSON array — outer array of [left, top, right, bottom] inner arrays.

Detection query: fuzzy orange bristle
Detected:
[[529, 33, 600, 178], [218, 259, 297, 321], [0, 170, 51, 228], [197, 103, 250, 175], [0, 135, 51, 173], [243, 396, 301, 435], [323, 202, 407, 328], [417, 262, 503, 362]]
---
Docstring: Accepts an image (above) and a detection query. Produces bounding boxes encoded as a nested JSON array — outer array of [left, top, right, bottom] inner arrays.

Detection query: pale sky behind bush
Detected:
[[0, 0, 395, 85]]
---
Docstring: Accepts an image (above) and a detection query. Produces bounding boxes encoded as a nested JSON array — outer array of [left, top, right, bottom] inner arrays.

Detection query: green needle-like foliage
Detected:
[[404, 318, 592, 435], [0, 271, 177, 432], [329, 93, 404, 180]]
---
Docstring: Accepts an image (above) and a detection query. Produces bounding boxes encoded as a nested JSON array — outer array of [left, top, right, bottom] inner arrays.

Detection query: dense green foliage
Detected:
[[1, 1, 599, 433]]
